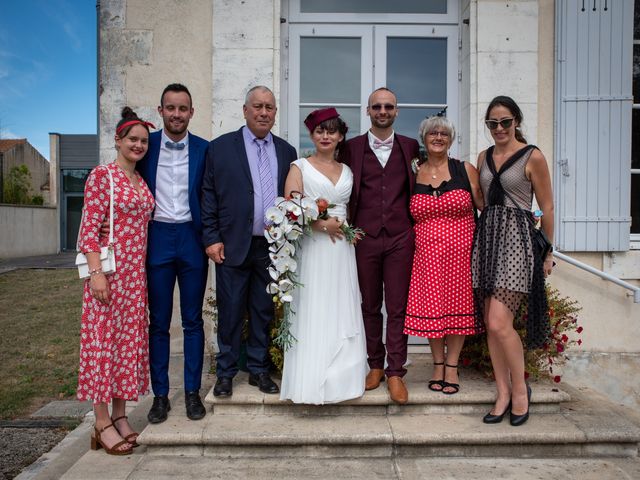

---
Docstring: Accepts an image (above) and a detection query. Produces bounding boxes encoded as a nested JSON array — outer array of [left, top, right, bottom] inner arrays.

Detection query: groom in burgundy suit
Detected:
[[340, 87, 419, 404]]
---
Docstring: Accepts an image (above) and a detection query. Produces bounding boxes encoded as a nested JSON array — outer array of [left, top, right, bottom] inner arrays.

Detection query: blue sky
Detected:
[[0, 1, 97, 160]]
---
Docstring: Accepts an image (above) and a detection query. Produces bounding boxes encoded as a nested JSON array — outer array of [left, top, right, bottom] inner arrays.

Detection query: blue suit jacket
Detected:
[[201, 127, 297, 266], [136, 130, 209, 233]]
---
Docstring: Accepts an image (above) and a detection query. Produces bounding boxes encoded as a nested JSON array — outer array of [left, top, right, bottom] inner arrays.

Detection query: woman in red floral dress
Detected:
[[404, 115, 484, 394], [77, 107, 155, 455]]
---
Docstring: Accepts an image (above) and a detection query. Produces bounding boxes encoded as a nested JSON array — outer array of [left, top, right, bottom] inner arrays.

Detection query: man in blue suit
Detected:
[[202, 86, 297, 397], [136, 84, 209, 423]]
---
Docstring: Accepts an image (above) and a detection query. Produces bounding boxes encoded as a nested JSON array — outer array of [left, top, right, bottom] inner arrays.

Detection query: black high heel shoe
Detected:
[[428, 362, 445, 392], [483, 401, 511, 424], [510, 384, 532, 427]]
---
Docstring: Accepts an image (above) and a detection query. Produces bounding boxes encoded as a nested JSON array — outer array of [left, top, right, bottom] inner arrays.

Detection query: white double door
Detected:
[[287, 24, 459, 157]]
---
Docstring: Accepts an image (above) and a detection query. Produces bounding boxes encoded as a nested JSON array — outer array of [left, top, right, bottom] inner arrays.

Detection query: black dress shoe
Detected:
[[248, 372, 280, 394], [213, 377, 233, 397], [510, 385, 532, 427], [147, 395, 171, 424], [185, 391, 206, 420], [483, 401, 511, 424]]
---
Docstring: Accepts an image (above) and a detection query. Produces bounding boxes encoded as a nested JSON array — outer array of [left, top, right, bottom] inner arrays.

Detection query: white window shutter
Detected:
[[555, 0, 633, 251]]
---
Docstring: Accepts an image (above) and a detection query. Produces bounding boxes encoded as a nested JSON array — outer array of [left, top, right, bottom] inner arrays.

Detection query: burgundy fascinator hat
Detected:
[[304, 107, 340, 132]]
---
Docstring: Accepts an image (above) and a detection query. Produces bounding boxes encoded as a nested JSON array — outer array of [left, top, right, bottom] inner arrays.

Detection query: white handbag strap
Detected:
[[107, 167, 114, 246], [76, 165, 114, 251]]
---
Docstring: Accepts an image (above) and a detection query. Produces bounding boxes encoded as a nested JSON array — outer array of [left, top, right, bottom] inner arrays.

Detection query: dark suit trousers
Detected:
[[147, 221, 208, 395], [355, 228, 414, 377], [215, 236, 273, 378]]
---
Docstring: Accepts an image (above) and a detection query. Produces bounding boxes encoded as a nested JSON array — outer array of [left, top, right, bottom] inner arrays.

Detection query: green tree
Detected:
[[3, 164, 33, 204]]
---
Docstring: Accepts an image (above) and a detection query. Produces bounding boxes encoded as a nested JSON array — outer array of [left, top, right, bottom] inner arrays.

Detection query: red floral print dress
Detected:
[[76, 163, 154, 403], [404, 159, 482, 338]]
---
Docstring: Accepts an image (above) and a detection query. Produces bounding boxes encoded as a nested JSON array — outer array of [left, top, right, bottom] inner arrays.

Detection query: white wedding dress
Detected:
[[279, 158, 368, 404]]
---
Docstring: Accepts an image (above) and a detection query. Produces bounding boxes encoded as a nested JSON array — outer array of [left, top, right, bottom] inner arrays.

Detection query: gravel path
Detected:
[[0, 427, 69, 480]]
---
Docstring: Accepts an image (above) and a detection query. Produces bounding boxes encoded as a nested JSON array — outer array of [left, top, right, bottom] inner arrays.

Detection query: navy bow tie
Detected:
[[165, 141, 186, 151]]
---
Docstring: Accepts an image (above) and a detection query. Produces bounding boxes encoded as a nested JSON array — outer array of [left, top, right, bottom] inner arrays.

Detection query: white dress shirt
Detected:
[[154, 130, 192, 223], [367, 130, 395, 168]]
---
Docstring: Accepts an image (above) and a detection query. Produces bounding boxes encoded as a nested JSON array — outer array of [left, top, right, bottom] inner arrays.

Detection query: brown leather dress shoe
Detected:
[[387, 376, 408, 404], [365, 368, 385, 390]]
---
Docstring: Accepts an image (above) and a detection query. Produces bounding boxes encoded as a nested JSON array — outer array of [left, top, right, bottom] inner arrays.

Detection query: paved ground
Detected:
[[0, 252, 77, 274]]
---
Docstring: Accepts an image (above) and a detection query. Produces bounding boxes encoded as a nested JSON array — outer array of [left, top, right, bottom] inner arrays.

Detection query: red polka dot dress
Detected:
[[404, 159, 482, 338], [76, 163, 155, 404]]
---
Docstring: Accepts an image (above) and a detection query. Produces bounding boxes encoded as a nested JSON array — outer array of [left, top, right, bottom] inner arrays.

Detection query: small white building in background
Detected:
[[99, 0, 640, 408]]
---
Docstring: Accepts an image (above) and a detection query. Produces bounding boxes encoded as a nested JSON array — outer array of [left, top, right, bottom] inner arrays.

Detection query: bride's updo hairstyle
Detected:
[[304, 107, 349, 156]]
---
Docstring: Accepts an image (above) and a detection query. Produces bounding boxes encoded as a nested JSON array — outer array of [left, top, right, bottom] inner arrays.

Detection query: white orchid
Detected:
[[265, 192, 327, 350], [265, 206, 285, 224], [274, 255, 297, 273]]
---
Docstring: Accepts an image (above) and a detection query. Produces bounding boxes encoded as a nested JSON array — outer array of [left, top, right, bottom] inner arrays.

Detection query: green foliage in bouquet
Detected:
[[462, 285, 582, 383], [269, 303, 285, 373]]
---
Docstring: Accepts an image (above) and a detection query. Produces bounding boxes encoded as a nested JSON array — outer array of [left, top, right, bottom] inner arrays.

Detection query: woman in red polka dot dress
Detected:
[[404, 115, 484, 394], [77, 107, 155, 455]]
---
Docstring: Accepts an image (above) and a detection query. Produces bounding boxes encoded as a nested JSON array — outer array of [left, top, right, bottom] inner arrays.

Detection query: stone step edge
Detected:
[[203, 388, 571, 407], [138, 420, 640, 447]]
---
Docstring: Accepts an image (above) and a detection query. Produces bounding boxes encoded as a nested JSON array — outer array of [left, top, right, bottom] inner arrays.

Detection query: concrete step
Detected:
[[138, 397, 640, 459], [204, 360, 571, 416], [60, 455, 640, 480]]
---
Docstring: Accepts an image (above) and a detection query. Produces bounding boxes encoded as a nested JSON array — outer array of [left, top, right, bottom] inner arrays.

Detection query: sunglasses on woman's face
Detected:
[[485, 118, 514, 130]]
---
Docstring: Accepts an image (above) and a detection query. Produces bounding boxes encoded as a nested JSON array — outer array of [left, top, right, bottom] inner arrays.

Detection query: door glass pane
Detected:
[[66, 196, 84, 250], [63, 169, 90, 193], [300, 0, 446, 14], [633, 109, 640, 169], [299, 107, 359, 155], [632, 174, 640, 234], [633, 44, 640, 104], [300, 37, 360, 104], [387, 38, 447, 105], [393, 107, 443, 147]]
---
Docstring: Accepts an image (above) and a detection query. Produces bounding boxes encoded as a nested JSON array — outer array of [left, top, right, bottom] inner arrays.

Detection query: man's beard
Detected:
[[371, 116, 395, 129], [164, 119, 188, 136]]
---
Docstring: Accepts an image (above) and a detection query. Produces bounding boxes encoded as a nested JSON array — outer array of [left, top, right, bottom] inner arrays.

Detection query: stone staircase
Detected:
[[137, 355, 640, 460]]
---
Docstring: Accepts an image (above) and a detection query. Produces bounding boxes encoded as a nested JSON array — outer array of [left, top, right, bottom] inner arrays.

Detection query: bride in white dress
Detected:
[[279, 107, 368, 404]]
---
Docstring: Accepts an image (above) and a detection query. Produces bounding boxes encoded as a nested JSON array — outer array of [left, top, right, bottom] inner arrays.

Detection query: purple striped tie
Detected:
[[255, 138, 275, 223]]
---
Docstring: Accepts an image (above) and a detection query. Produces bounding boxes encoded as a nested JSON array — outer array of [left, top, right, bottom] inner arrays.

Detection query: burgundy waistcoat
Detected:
[[354, 142, 412, 238]]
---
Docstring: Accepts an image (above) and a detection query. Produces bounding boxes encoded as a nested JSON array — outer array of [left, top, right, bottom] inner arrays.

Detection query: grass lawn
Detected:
[[0, 269, 83, 420]]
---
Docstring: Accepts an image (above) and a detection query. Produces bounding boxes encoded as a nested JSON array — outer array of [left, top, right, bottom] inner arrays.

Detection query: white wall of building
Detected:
[[0, 205, 59, 257], [100, 0, 640, 408]]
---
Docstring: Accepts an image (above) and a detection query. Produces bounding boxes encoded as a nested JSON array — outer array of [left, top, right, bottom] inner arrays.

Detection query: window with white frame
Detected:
[[283, 0, 460, 156]]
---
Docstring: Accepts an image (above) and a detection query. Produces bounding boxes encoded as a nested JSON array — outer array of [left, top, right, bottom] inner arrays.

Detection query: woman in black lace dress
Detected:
[[471, 96, 554, 426]]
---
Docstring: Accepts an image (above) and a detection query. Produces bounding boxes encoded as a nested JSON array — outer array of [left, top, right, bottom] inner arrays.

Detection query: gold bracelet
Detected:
[[89, 268, 103, 276]]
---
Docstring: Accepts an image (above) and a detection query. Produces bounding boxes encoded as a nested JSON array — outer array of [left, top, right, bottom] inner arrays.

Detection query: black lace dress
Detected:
[[471, 145, 549, 349]]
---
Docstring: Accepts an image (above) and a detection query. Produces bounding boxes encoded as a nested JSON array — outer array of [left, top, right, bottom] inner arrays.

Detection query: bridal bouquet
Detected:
[[316, 198, 365, 245], [264, 193, 319, 350], [265, 193, 365, 350]]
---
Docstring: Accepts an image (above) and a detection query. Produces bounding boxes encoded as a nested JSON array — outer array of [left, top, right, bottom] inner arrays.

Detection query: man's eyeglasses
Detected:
[[370, 103, 396, 111], [485, 118, 514, 130]]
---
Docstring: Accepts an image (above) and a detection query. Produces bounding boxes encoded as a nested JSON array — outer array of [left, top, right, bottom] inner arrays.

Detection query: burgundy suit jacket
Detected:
[[340, 132, 420, 223]]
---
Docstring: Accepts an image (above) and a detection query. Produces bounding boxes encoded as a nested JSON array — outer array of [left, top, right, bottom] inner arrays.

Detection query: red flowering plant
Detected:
[[462, 286, 582, 382], [316, 197, 365, 245]]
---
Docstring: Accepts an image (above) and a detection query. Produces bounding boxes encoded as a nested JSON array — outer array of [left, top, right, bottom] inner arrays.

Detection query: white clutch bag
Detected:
[[76, 167, 117, 279], [76, 245, 116, 279]]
